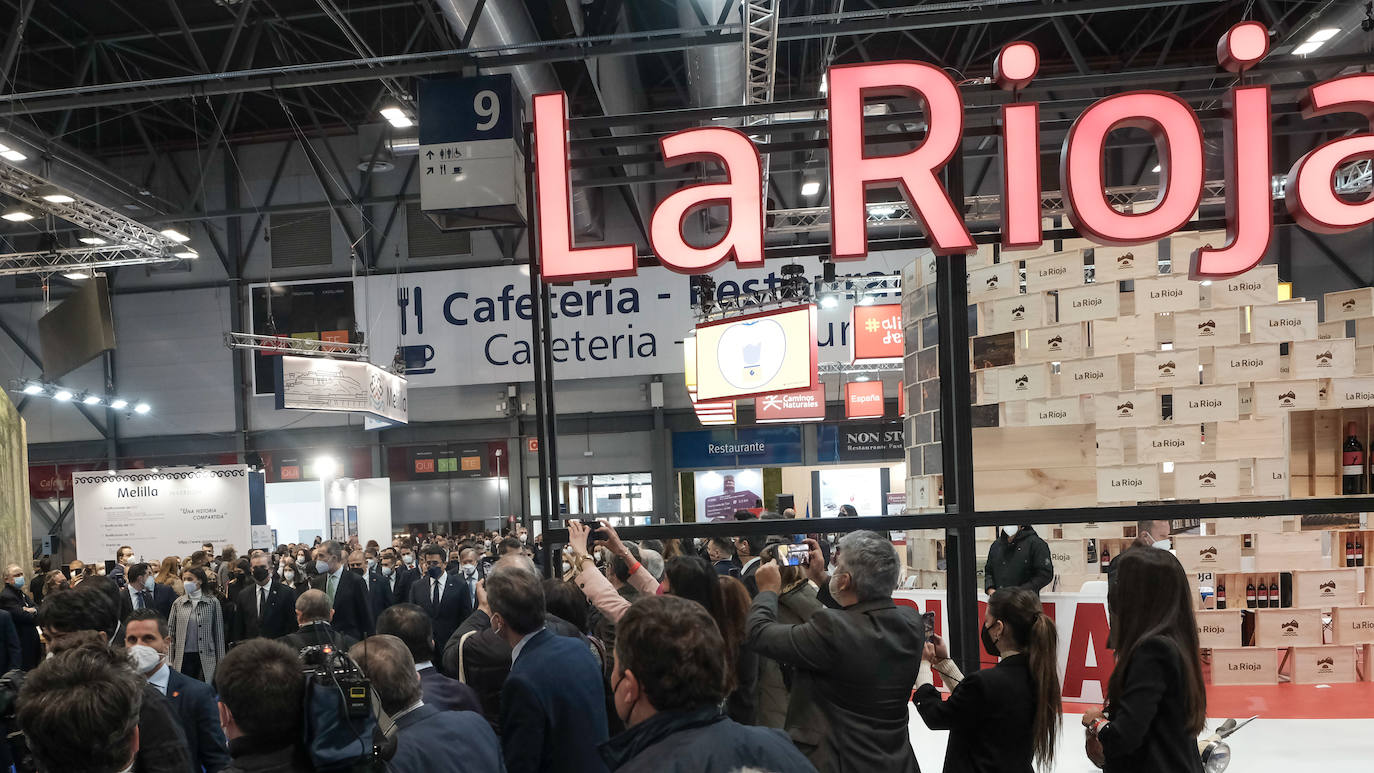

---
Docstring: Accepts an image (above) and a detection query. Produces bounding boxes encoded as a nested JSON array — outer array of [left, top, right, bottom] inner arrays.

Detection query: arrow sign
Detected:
[[425, 150, 434, 159]]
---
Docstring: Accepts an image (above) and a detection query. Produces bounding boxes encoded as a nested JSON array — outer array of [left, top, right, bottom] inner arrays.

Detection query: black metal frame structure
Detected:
[[522, 61, 1374, 673]]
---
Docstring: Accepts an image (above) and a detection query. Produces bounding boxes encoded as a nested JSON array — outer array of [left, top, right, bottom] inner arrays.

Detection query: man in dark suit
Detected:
[[349, 636, 502, 772], [733, 535, 766, 597], [486, 557, 607, 773], [376, 603, 482, 715], [125, 609, 231, 773], [366, 551, 398, 625], [232, 552, 298, 643], [122, 562, 176, 621], [389, 547, 420, 605], [409, 545, 471, 656], [310, 540, 371, 640], [0, 609, 20, 673], [1, 563, 41, 669], [746, 531, 926, 773], [279, 589, 358, 654]]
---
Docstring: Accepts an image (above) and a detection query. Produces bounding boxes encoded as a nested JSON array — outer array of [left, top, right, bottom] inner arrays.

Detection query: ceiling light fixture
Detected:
[[42, 192, 75, 204], [78, 236, 108, 245], [2, 210, 34, 222], [0, 143, 26, 162], [134, 402, 151, 414], [174, 248, 199, 259], [380, 106, 414, 129], [63, 271, 91, 280], [22, 383, 42, 395], [82, 394, 101, 405], [868, 203, 898, 217], [109, 398, 128, 410], [159, 228, 190, 243], [53, 389, 72, 401], [801, 180, 821, 197], [820, 294, 839, 310], [1292, 27, 1341, 55], [1152, 164, 1162, 173]]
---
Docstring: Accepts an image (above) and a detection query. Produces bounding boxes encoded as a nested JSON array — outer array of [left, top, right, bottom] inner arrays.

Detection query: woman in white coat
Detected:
[[167, 565, 225, 684]]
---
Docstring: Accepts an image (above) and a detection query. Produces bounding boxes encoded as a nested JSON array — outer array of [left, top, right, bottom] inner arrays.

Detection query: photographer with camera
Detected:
[[349, 635, 502, 771], [746, 531, 926, 773], [215, 639, 312, 773], [279, 590, 358, 654]]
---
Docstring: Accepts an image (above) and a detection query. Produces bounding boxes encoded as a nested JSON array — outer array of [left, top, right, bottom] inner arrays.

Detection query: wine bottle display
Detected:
[[1216, 581, 1226, 610], [1343, 421, 1365, 495], [1246, 580, 1257, 609], [1268, 579, 1279, 608], [1257, 581, 1269, 607], [1350, 538, 1358, 568]]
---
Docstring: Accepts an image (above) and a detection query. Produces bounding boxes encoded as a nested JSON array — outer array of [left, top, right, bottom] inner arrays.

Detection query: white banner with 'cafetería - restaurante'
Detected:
[[73, 465, 252, 565]]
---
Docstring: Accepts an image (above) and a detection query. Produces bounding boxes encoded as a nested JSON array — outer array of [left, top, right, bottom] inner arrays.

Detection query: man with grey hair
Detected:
[[746, 530, 925, 773], [278, 589, 356, 653], [349, 635, 502, 771], [639, 548, 665, 581], [310, 540, 372, 640]]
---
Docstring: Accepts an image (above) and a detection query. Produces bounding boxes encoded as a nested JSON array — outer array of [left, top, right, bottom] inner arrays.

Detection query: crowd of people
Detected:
[[2, 517, 1208, 773]]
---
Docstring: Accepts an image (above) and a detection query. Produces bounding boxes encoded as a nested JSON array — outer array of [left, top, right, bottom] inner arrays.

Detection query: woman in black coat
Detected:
[[913, 587, 1061, 772], [1084, 546, 1206, 772]]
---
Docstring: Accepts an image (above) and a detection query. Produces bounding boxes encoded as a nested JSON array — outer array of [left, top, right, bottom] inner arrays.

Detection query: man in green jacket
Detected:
[[984, 525, 1054, 595]]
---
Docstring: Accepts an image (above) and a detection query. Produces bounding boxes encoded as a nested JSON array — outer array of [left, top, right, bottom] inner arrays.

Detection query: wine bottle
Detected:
[[1343, 422, 1366, 494], [1349, 537, 1358, 568], [1246, 580, 1257, 609], [1268, 578, 1280, 608], [1100, 547, 1111, 574], [1257, 581, 1269, 607], [1357, 537, 1365, 567], [1216, 581, 1227, 610]]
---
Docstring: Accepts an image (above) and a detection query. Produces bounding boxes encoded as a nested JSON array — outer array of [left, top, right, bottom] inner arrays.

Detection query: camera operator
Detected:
[[746, 531, 926, 773], [279, 590, 357, 653], [37, 589, 192, 773], [16, 640, 142, 773], [214, 639, 311, 772], [600, 595, 815, 773], [349, 635, 502, 771]]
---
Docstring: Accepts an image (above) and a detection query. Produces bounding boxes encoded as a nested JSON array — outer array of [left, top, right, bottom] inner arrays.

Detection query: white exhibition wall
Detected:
[[264, 480, 326, 545]]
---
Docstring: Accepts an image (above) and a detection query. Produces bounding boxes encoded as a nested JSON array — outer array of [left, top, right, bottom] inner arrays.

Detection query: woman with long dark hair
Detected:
[[1084, 546, 1206, 772], [912, 586, 1061, 772]]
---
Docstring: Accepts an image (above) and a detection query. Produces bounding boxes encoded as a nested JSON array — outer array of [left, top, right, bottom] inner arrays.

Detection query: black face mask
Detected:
[[251, 566, 269, 583], [349, 567, 365, 576], [980, 621, 1000, 658]]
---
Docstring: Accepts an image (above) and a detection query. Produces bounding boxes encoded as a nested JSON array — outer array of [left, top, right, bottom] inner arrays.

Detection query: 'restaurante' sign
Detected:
[[533, 22, 1370, 283]]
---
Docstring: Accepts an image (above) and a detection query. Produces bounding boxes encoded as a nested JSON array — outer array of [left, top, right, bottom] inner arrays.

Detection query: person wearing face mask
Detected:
[[408, 545, 472, 660], [125, 609, 231, 773], [308, 540, 372, 641], [486, 558, 607, 773], [230, 553, 298, 643], [599, 595, 815, 773], [746, 531, 926, 773], [1, 563, 42, 669], [913, 587, 1063, 773], [279, 556, 310, 596], [168, 566, 226, 683], [122, 562, 176, 621], [983, 524, 1054, 597]]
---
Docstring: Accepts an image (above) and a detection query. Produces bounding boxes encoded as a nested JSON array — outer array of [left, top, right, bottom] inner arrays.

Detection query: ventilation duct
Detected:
[[678, 0, 746, 122], [432, 0, 601, 238]]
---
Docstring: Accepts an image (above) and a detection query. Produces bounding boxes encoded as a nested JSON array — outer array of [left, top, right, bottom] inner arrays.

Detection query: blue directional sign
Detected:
[[418, 74, 516, 144]]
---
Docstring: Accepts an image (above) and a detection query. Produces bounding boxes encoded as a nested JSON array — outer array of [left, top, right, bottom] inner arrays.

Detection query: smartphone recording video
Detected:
[[922, 611, 936, 643], [579, 519, 608, 552], [783, 544, 810, 566]]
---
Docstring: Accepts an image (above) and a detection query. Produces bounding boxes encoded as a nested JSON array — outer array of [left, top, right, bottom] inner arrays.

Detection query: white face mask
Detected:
[[519, 534, 528, 543], [1152, 538, 1173, 550], [315, 560, 331, 575], [367, 558, 377, 569], [128, 644, 165, 675], [1002, 525, 1019, 537], [282, 570, 296, 582], [183, 581, 199, 596], [402, 554, 415, 565], [381, 566, 393, 578]]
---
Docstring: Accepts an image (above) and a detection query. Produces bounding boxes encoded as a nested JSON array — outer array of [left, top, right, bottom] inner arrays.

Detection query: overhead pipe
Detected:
[[433, 0, 600, 237]]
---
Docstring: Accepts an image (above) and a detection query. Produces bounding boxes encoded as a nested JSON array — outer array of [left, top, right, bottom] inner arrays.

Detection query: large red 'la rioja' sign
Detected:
[[533, 22, 1369, 283]]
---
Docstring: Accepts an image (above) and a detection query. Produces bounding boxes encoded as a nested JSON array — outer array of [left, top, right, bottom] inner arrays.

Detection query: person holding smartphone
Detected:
[[754, 543, 823, 729], [912, 587, 1062, 772], [1083, 547, 1206, 772]]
